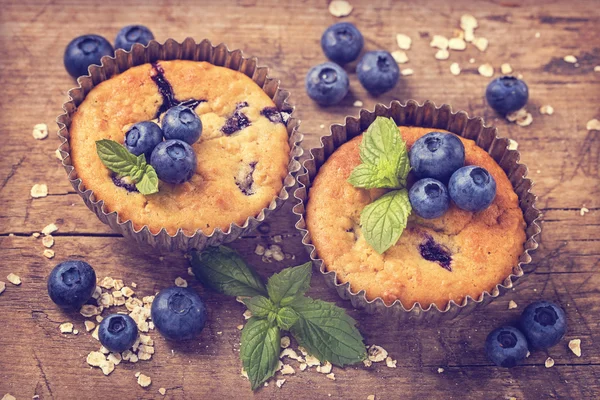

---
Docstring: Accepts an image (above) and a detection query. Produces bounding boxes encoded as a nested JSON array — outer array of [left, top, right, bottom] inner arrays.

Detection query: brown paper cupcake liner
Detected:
[[293, 100, 542, 322], [57, 38, 303, 252]]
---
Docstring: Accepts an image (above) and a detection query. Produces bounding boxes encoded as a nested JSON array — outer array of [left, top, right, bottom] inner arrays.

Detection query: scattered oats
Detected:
[[100, 292, 114, 308], [460, 14, 478, 31], [305, 354, 321, 367], [385, 356, 397, 368], [129, 353, 139, 363], [280, 348, 303, 361], [367, 396, 376, 400], [43, 249, 55, 259], [121, 286, 135, 297], [363, 359, 372, 367], [280, 364, 296, 375], [401, 68, 414, 76], [435, 49, 449, 60], [42, 235, 55, 248], [478, 63, 494, 77], [174, 277, 188, 287], [545, 357, 555, 368], [85, 320, 96, 332], [87, 351, 106, 367], [138, 351, 153, 361], [276, 379, 286, 388], [2, 395, 16, 400], [99, 360, 115, 376], [112, 279, 124, 291], [569, 339, 582, 357], [563, 55, 577, 64], [159, 388, 166, 396], [353, 100, 364, 107], [0, 282, 5, 295], [281, 336, 291, 348], [501, 63, 513, 74], [450, 63, 461, 76], [92, 326, 100, 340], [99, 277, 115, 289], [516, 112, 533, 127], [7, 273, 21, 286], [586, 119, 600, 131], [81, 304, 102, 318], [126, 297, 143, 311], [139, 344, 155, 355], [448, 37, 466, 50], [59, 322, 74, 333], [437, 367, 444, 373], [142, 295, 155, 306], [391, 50, 409, 64], [396, 34, 412, 50], [237, 324, 244, 330], [472, 37, 488, 52], [367, 345, 388, 362], [55, 149, 63, 161], [92, 285, 102, 300], [326, 373, 336, 380], [535, 32, 540, 38], [580, 207, 589, 216], [74, 329, 79, 334], [508, 300, 518, 309], [299, 363, 308, 371], [31, 184, 48, 198], [137, 373, 152, 388], [317, 361, 332, 374], [508, 139, 519, 151], [430, 35, 449, 50], [540, 105, 554, 115], [254, 244, 265, 255], [32, 232, 41, 238], [594, 66, 600, 72], [33, 123, 49, 140], [328, 0, 353, 17], [469, 58, 475, 64], [262, 244, 285, 262], [108, 352, 122, 365], [320, 124, 325, 129], [140, 334, 154, 346]]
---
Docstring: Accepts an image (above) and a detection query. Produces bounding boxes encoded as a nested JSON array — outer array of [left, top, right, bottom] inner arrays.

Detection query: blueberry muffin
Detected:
[[306, 126, 526, 309], [69, 60, 290, 235]]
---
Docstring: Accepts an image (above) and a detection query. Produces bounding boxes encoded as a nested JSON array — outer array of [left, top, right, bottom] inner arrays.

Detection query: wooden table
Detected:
[[1, 0, 599, 398]]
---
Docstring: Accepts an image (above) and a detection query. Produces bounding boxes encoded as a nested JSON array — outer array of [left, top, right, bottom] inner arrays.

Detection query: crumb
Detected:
[[280, 336, 291, 348], [367, 345, 388, 362], [55, 149, 63, 161], [450, 63, 461, 76], [137, 373, 152, 387], [569, 339, 582, 357], [42, 235, 54, 248], [84, 321, 96, 332], [435, 49, 449, 60], [326, 373, 335, 380], [586, 119, 600, 131], [135, 371, 141, 378], [33, 123, 49, 140], [385, 356, 397, 368], [472, 37, 488, 52], [353, 100, 364, 107], [469, 58, 475, 64], [237, 324, 243, 330], [254, 244, 265, 255], [563, 55, 577, 64], [317, 361, 333, 374], [99, 277, 115, 289], [329, 0, 352, 17], [580, 207, 589, 216], [2, 394, 16, 400], [594, 66, 600, 72], [320, 124, 325, 129], [540, 105, 554, 115], [280, 364, 295, 375], [0, 282, 5, 295], [363, 359, 372, 367], [299, 363, 308, 371], [401, 68, 414, 76], [396, 33, 412, 50], [507, 108, 528, 122], [59, 322, 74, 333], [174, 277, 188, 287], [437, 367, 444, 373], [31, 184, 48, 198], [535, 32, 540, 38], [508, 300, 518, 309], [391, 50, 408, 64], [305, 354, 321, 367], [32, 232, 41, 238], [501, 63, 513, 74], [159, 388, 166, 395], [187, 267, 194, 277], [276, 379, 286, 388], [43, 249, 55, 259], [243, 309, 252, 320], [478, 63, 494, 77], [430, 35, 449, 50], [367, 396, 376, 400], [448, 37, 466, 50], [516, 113, 533, 127], [7, 273, 21, 286], [460, 14, 478, 31], [507, 139, 518, 151], [545, 357, 555, 368]]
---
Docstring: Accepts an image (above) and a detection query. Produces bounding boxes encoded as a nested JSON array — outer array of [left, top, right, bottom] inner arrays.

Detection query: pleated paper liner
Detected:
[[293, 100, 542, 322], [57, 38, 303, 252]]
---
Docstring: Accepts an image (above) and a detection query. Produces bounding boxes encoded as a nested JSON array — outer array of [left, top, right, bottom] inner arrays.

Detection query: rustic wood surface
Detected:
[[1, 0, 599, 399]]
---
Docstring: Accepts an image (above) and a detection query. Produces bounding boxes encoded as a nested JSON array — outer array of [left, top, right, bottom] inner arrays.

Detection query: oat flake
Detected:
[[137, 373, 152, 387], [448, 37, 466, 51], [460, 14, 478, 31], [569, 339, 582, 357], [580, 207, 589, 216], [478, 63, 494, 77], [450, 63, 461, 76], [7, 273, 21, 286], [435, 49, 450, 60], [280, 336, 291, 348], [84, 320, 96, 332], [586, 119, 600, 131], [508, 139, 518, 151], [326, 373, 335, 380], [563, 55, 577, 64], [367, 345, 388, 362], [501, 63, 513, 74], [396, 34, 412, 50], [243, 309, 252, 320], [430, 35, 449, 50], [367, 396, 376, 400], [159, 388, 166, 395], [540, 105, 554, 115], [0, 282, 5, 295], [391, 50, 408, 64], [43, 249, 55, 259], [31, 184, 48, 198], [545, 357, 555, 368], [401, 68, 414, 76], [437, 367, 444, 373], [385, 356, 397, 368], [469, 58, 475, 64], [508, 300, 518, 309], [363, 359, 372, 367], [472, 37, 488, 52], [2, 394, 16, 400], [317, 361, 332, 374], [276, 379, 286, 388], [42, 235, 54, 248], [174, 277, 188, 287], [329, 0, 353, 17], [280, 364, 295, 375], [516, 113, 533, 127], [33, 123, 49, 140], [299, 363, 308, 371], [305, 354, 321, 367], [353, 100, 364, 107]]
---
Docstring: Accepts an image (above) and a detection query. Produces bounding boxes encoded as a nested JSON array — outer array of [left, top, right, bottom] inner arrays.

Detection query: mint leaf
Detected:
[[347, 163, 396, 189], [190, 246, 268, 297], [289, 297, 366, 366], [135, 163, 159, 195], [276, 307, 298, 331], [243, 296, 276, 319], [266, 262, 312, 306], [240, 317, 280, 390], [360, 189, 411, 254]]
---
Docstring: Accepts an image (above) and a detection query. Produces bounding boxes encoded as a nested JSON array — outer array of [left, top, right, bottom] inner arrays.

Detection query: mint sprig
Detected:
[[95, 139, 159, 195], [190, 246, 366, 390], [347, 117, 412, 254]]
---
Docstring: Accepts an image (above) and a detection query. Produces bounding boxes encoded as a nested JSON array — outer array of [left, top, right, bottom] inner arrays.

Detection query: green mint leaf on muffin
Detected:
[[190, 246, 366, 390], [347, 116, 410, 189], [240, 317, 281, 390], [190, 246, 268, 298], [289, 297, 367, 366], [95, 139, 159, 195], [266, 262, 312, 306], [361, 189, 412, 254]]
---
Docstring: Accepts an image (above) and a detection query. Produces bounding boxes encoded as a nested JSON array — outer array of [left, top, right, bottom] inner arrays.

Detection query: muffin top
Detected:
[[70, 60, 290, 235], [306, 126, 526, 309]]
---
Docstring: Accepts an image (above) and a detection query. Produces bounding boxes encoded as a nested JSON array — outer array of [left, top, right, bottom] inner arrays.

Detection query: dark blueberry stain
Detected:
[[150, 62, 205, 118], [261, 107, 283, 124], [235, 161, 257, 196], [222, 102, 251, 135], [419, 234, 452, 272], [111, 174, 138, 193]]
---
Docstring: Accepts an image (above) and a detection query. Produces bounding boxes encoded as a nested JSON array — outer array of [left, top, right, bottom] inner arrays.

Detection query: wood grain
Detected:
[[1, 0, 599, 399]]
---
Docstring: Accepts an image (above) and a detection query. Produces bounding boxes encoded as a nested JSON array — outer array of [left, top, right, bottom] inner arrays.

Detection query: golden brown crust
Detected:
[[70, 61, 290, 235], [306, 127, 526, 309]]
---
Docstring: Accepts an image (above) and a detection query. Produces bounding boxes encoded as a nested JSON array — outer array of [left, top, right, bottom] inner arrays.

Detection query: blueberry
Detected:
[[486, 76, 529, 115], [124, 121, 164, 158], [305, 62, 349, 106], [115, 25, 155, 51], [98, 314, 138, 353], [409, 132, 465, 182], [47, 260, 96, 309], [356, 51, 400, 95], [150, 140, 197, 184], [448, 166, 496, 212], [519, 301, 567, 349], [162, 106, 202, 145], [64, 34, 114, 78], [485, 326, 529, 368], [321, 22, 364, 64], [409, 178, 450, 219], [151, 287, 207, 341]]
